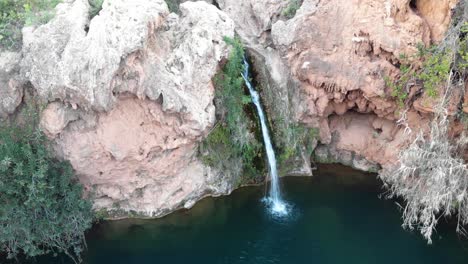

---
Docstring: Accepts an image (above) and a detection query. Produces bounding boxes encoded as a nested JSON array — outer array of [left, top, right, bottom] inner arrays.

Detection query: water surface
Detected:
[[16, 164, 468, 263]]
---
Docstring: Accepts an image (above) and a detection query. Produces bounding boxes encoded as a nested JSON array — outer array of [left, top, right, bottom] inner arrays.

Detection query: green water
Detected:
[[11, 165, 468, 263]]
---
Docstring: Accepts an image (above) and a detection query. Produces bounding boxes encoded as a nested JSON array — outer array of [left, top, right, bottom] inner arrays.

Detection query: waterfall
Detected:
[[241, 56, 288, 216]]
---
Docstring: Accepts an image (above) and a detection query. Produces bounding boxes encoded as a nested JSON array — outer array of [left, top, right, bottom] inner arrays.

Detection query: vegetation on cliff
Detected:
[[0, 0, 60, 50], [88, 0, 103, 19], [380, 2, 468, 243], [200, 37, 264, 185], [0, 101, 93, 263], [164, 0, 181, 13], [282, 0, 302, 19]]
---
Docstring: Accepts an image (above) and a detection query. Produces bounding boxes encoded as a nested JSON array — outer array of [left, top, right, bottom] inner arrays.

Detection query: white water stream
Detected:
[[241, 57, 288, 216]]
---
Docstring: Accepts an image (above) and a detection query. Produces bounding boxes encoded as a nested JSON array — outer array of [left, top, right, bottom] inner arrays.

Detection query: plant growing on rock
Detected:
[[0, 101, 93, 263], [88, 0, 103, 19], [200, 37, 263, 185], [164, 0, 181, 14], [380, 2, 468, 243], [282, 0, 302, 19]]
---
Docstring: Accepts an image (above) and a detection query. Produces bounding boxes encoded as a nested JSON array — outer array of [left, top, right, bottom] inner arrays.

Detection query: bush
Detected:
[[0, 0, 60, 50], [384, 45, 453, 109], [0, 103, 93, 263]]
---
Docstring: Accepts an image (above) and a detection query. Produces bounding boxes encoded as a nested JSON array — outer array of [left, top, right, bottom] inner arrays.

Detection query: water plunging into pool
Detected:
[[241, 56, 289, 216]]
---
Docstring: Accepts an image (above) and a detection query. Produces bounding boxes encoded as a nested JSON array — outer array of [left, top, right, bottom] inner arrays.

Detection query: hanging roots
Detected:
[[380, 109, 467, 243], [379, 1, 468, 244]]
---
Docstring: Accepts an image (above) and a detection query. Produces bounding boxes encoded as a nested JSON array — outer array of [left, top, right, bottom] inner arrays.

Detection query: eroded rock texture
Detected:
[[218, 0, 460, 170], [24, 0, 236, 216], [6, 0, 462, 217], [0, 52, 23, 118]]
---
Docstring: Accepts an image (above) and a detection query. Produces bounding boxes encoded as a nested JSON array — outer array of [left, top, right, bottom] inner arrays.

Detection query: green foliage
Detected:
[[456, 22, 468, 70], [384, 71, 409, 108], [88, 0, 103, 19], [384, 44, 455, 107], [385, 20, 468, 107], [0, 103, 93, 263], [0, 0, 60, 50], [200, 37, 264, 185], [419, 49, 452, 98], [164, 0, 180, 14], [282, 0, 302, 19]]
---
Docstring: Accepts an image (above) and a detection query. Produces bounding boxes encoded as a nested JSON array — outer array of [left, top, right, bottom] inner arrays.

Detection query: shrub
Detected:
[[0, 103, 93, 263], [384, 45, 452, 109], [88, 0, 103, 19], [282, 0, 302, 19], [0, 0, 60, 50]]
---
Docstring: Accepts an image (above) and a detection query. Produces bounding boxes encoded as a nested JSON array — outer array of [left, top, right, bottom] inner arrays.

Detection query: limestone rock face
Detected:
[[12, 0, 462, 216], [219, 0, 459, 170], [0, 52, 23, 118], [271, 0, 432, 122], [415, 0, 459, 42], [22, 0, 167, 111], [24, 0, 235, 216], [57, 97, 234, 216]]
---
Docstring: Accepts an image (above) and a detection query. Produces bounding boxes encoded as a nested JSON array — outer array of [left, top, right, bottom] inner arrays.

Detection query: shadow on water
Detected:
[[5, 164, 468, 264]]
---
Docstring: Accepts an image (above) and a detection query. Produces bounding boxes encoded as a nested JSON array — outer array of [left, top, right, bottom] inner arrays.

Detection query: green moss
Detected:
[[0, 0, 61, 50], [200, 37, 264, 185]]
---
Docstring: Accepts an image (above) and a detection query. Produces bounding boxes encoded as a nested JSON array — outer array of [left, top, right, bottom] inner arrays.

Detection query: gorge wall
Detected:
[[0, 0, 465, 217]]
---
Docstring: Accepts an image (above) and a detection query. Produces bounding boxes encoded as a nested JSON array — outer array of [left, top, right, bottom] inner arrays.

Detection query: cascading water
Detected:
[[241, 56, 289, 216]]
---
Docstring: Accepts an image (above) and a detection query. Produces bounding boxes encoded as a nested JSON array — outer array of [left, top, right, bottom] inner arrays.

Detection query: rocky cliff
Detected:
[[0, 0, 465, 217], [3, 0, 237, 217], [217, 0, 464, 171]]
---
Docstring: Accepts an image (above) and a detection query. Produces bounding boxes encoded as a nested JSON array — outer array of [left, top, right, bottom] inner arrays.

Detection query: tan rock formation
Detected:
[[26, 0, 236, 216], [55, 97, 233, 217], [414, 0, 459, 42], [218, 0, 460, 169], [12, 0, 462, 217], [0, 52, 23, 118]]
